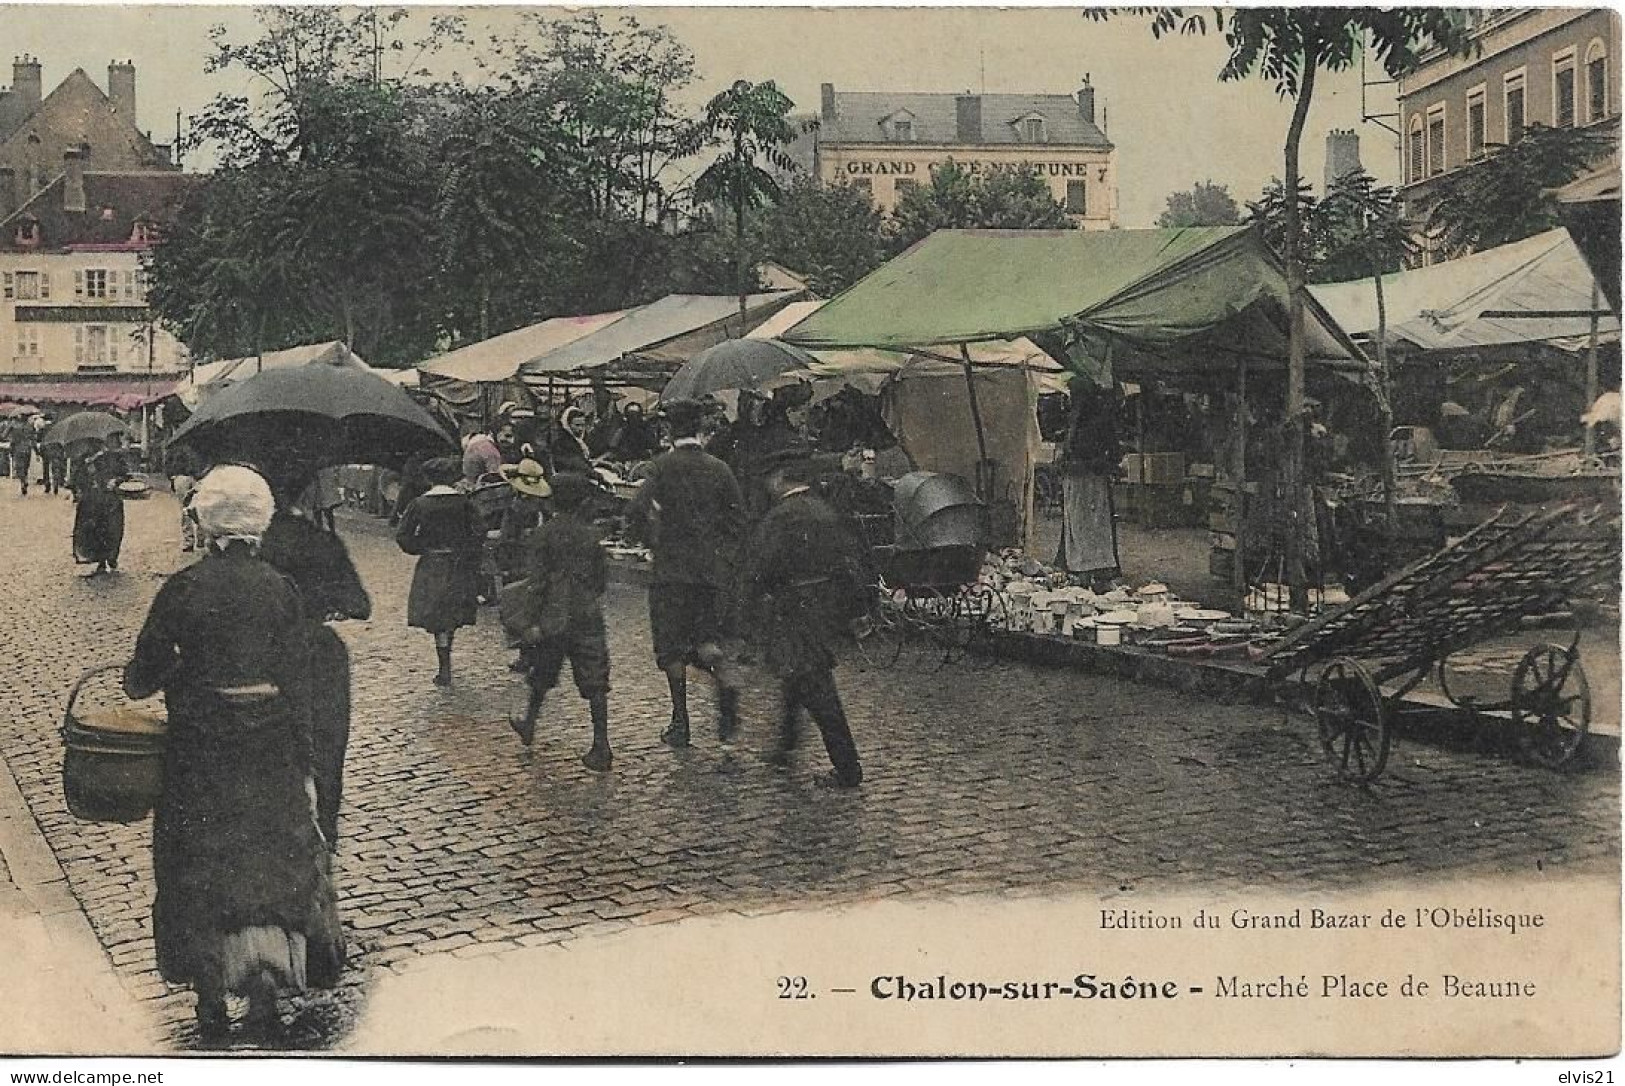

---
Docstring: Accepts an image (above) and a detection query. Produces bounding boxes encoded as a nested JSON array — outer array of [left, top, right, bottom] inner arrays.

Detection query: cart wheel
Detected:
[[1511, 643, 1590, 769], [1313, 658, 1390, 784], [1436, 654, 1479, 709], [853, 592, 904, 671]]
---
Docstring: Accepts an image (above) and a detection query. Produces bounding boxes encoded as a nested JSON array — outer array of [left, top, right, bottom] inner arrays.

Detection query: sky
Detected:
[[0, 3, 1406, 227]]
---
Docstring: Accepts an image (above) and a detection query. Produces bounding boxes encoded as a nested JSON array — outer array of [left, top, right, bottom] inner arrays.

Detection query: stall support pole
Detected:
[[1232, 358, 1249, 601], [960, 343, 993, 501], [1584, 282, 1600, 457]]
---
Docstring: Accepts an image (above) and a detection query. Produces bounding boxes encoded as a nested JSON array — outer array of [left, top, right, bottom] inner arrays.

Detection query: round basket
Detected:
[[61, 664, 166, 823], [116, 478, 152, 500]]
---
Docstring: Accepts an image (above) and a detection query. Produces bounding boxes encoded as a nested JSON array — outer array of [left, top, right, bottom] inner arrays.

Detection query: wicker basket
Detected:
[[61, 664, 166, 823]]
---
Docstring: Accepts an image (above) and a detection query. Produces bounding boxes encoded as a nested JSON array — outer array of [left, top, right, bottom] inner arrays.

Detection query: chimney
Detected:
[[108, 60, 136, 123], [820, 82, 836, 122], [12, 55, 41, 115], [1077, 74, 1096, 126], [1323, 127, 1363, 192], [956, 94, 982, 143], [63, 147, 86, 213]]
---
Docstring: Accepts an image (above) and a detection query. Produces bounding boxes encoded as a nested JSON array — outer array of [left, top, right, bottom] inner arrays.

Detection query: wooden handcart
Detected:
[[1259, 503, 1619, 784]]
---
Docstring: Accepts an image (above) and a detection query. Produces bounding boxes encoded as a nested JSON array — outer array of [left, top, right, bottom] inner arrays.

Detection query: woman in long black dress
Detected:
[[124, 465, 343, 1040], [260, 486, 371, 849], [72, 445, 126, 575], [395, 457, 484, 687]]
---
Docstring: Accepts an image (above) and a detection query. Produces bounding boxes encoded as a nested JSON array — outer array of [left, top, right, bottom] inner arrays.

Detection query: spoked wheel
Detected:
[[1511, 643, 1591, 769], [1436, 654, 1480, 709], [1312, 657, 1391, 784], [960, 584, 1007, 663], [852, 591, 905, 671]]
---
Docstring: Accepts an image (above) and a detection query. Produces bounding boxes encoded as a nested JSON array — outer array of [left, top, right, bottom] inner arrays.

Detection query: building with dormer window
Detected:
[[807, 78, 1116, 226], [0, 55, 194, 405]]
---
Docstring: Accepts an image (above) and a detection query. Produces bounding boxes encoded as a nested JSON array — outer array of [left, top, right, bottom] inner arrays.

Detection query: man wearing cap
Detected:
[[626, 399, 745, 748], [741, 448, 868, 787], [507, 472, 614, 771]]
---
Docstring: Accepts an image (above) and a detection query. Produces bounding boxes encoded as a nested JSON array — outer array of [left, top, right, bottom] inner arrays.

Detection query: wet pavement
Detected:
[[0, 485, 1615, 1051]]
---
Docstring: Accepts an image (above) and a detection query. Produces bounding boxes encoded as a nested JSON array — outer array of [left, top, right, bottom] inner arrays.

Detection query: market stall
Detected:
[[1310, 228, 1621, 536], [783, 226, 1369, 597]]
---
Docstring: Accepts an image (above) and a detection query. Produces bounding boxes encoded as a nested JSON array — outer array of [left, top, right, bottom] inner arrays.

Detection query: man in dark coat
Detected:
[[625, 399, 744, 747], [740, 449, 868, 787], [11, 415, 37, 495]]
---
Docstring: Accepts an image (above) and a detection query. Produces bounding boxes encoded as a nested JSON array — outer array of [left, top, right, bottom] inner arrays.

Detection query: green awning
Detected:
[[781, 227, 1367, 378]]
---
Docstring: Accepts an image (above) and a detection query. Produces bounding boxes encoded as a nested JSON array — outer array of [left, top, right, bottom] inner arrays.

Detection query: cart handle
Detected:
[[65, 662, 130, 719]]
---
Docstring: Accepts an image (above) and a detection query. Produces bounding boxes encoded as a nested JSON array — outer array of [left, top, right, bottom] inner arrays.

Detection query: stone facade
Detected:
[[811, 80, 1117, 227], [1398, 9, 1621, 259], [0, 59, 174, 222]]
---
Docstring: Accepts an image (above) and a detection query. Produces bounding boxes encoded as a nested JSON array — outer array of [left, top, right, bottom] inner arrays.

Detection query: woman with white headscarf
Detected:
[[124, 465, 344, 1042]]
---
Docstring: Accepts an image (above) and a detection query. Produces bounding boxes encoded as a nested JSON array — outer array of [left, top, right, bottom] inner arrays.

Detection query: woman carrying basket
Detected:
[[123, 465, 344, 1041]]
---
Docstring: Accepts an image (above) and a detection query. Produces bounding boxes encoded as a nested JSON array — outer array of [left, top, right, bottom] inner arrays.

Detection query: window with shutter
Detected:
[[73, 270, 84, 299], [1505, 70, 1527, 143], [74, 326, 84, 364], [2, 272, 12, 299], [109, 331, 119, 365], [1587, 39, 1609, 123], [39, 271, 49, 299]]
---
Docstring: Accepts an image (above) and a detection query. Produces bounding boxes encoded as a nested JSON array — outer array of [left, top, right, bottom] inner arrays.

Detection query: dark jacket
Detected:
[[124, 544, 330, 986], [396, 488, 484, 632], [261, 511, 371, 622], [525, 511, 608, 625], [626, 443, 744, 587], [740, 487, 871, 675]]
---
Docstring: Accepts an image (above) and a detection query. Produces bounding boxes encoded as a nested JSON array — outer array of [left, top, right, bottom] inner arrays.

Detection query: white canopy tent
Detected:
[[1309, 228, 1619, 353]]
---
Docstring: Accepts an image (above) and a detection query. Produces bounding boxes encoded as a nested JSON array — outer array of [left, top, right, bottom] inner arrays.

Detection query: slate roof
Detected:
[[0, 69, 169, 168], [821, 91, 1111, 148], [0, 171, 198, 251]]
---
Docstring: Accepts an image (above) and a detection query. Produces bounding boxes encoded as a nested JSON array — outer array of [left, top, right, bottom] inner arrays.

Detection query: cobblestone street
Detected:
[[0, 486, 1616, 1051]]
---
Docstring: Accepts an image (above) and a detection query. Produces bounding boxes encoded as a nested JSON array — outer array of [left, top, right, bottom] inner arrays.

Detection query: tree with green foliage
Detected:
[[486, 11, 701, 227], [1318, 171, 1416, 546], [890, 162, 1074, 253], [1420, 123, 1615, 258], [1157, 179, 1241, 228], [753, 176, 888, 297], [1099, 7, 1474, 609], [691, 79, 800, 329]]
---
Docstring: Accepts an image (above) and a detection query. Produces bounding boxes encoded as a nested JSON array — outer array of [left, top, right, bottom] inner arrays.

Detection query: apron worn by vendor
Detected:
[[124, 544, 343, 996]]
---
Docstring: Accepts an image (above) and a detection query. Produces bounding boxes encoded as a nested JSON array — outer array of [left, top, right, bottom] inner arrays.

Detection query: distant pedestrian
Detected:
[[303, 465, 344, 533], [506, 473, 613, 771], [41, 441, 67, 496], [123, 465, 344, 1041], [11, 416, 37, 495], [395, 456, 484, 687], [625, 399, 744, 748], [71, 445, 125, 575], [261, 489, 371, 848], [740, 448, 869, 788]]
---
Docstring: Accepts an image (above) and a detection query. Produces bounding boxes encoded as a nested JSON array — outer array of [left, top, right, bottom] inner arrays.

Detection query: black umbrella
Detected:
[[42, 411, 129, 447], [660, 338, 817, 404], [167, 360, 455, 484]]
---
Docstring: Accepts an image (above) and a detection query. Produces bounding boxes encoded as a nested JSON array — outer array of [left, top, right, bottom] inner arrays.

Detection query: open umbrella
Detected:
[[42, 411, 129, 447], [166, 357, 454, 481], [660, 338, 817, 404]]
